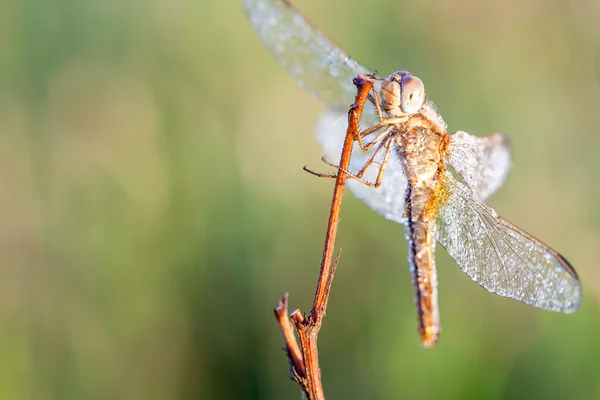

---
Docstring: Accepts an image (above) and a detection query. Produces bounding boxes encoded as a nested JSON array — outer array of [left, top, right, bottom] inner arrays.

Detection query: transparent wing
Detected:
[[432, 170, 581, 313], [245, 0, 405, 219], [244, 0, 370, 111], [447, 131, 511, 201], [317, 111, 408, 223]]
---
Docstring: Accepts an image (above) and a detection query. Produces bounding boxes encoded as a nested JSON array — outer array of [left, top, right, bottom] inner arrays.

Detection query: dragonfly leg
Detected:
[[353, 137, 391, 178], [303, 165, 337, 179], [356, 124, 394, 151], [317, 137, 392, 188], [308, 156, 374, 185], [304, 75, 397, 188], [368, 83, 406, 125], [303, 74, 378, 181], [369, 84, 392, 124], [368, 137, 393, 188], [317, 159, 380, 187], [354, 82, 405, 152], [352, 137, 393, 188]]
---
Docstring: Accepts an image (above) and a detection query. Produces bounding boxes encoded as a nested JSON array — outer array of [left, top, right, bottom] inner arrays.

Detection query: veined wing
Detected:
[[317, 111, 408, 223], [245, 0, 406, 219], [447, 131, 511, 201], [244, 0, 370, 111], [430, 170, 581, 313]]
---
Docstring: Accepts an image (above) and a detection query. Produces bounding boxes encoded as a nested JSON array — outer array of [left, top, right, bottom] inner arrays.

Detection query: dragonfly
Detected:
[[244, 0, 582, 348]]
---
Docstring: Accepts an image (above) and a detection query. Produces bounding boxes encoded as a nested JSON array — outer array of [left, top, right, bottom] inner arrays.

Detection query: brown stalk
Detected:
[[274, 75, 374, 400]]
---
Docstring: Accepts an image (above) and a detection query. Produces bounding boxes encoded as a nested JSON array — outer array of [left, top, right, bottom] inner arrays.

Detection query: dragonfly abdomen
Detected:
[[405, 185, 441, 348]]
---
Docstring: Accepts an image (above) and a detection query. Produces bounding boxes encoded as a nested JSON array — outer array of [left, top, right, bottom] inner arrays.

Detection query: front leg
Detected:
[[354, 83, 405, 152]]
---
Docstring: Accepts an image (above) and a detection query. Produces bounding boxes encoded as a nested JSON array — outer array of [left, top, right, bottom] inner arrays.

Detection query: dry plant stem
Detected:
[[274, 294, 305, 377], [311, 77, 373, 318], [274, 76, 374, 400]]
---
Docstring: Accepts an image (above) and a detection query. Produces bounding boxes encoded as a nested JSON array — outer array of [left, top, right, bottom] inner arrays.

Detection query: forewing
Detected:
[[432, 170, 581, 313], [245, 1, 398, 216], [317, 111, 408, 223], [447, 131, 511, 201], [244, 0, 370, 111]]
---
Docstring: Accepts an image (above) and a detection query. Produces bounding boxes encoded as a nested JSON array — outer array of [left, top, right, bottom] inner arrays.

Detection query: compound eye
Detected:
[[400, 74, 426, 114]]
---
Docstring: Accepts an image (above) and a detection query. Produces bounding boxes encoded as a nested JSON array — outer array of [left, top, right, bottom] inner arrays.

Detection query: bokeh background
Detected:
[[1, 0, 599, 398]]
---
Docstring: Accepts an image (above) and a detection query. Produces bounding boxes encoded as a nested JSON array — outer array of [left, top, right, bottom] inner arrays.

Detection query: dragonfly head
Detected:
[[381, 71, 426, 117]]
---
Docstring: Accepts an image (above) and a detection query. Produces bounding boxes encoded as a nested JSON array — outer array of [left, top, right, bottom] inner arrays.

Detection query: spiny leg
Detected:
[[303, 165, 337, 179], [367, 82, 409, 128], [358, 76, 393, 125], [306, 159, 378, 186], [307, 138, 388, 185], [351, 136, 394, 188], [319, 137, 394, 188], [331, 136, 391, 180], [370, 82, 383, 121], [354, 137, 391, 179], [304, 75, 399, 188], [305, 127, 391, 180], [354, 82, 406, 151], [370, 136, 393, 188], [356, 124, 394, 152]]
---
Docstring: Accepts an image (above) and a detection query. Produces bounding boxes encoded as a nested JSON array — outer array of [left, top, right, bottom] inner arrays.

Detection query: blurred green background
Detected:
[[1, 0, 599, 398]]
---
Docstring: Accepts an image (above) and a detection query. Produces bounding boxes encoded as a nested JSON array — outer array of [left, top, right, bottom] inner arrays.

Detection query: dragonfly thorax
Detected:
[[381, 71, 426, 117]]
